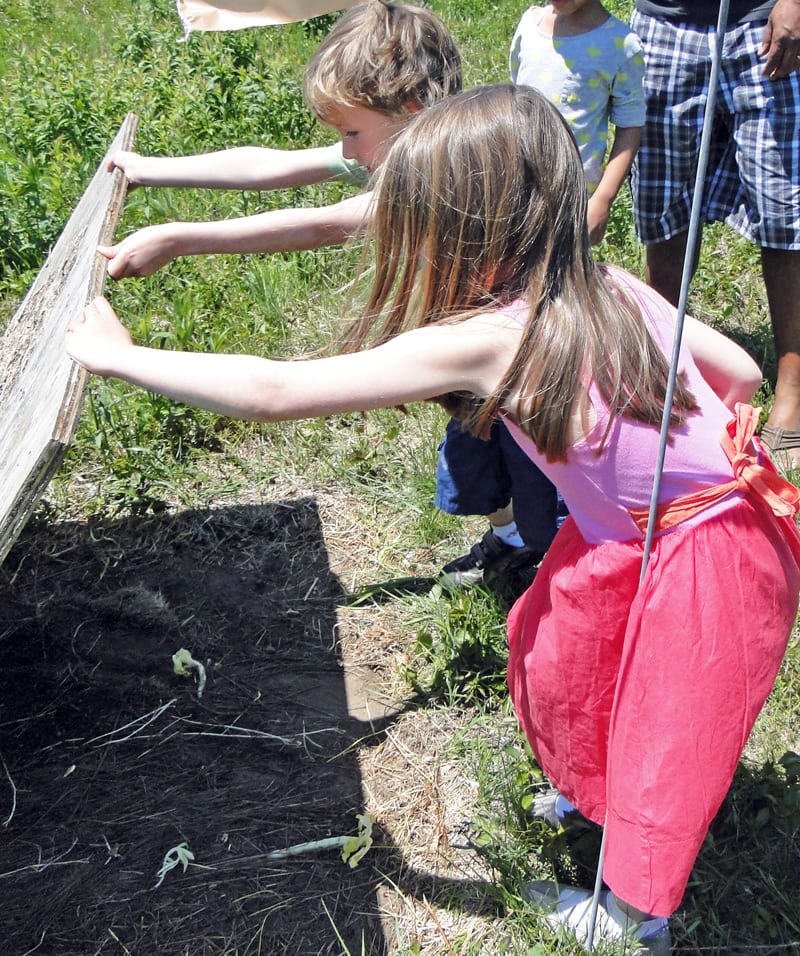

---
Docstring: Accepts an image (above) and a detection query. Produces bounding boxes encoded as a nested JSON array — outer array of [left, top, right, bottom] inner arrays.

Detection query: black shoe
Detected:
[[440, 528, 543, 587]]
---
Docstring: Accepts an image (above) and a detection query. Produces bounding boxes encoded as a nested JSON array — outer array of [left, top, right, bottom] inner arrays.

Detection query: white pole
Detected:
[[585, 1, 732, 949]]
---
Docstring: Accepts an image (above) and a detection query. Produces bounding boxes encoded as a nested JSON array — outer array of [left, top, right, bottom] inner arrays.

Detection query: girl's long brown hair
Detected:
[[340, 85, 697, 460]]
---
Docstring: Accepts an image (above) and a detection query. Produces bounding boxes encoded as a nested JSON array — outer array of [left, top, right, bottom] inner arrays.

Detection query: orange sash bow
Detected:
[[629, 404, 800, 536]]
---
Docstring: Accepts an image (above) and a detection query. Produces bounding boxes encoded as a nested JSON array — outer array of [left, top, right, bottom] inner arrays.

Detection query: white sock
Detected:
[[491, 520, 525, 548]]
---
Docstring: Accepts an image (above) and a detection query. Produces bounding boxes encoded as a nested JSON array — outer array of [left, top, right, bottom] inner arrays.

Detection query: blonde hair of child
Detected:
[[343, 84, 697, 460], [303, 0, 462, 122]]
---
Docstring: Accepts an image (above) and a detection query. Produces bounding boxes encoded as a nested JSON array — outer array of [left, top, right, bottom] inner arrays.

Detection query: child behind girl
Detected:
[[66, 84, 800, 953]]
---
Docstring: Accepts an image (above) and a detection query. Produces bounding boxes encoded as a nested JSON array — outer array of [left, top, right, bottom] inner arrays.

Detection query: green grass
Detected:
[[2, 1, 799, 953]]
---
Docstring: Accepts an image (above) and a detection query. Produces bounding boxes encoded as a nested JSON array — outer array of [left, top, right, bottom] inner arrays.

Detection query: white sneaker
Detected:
[[522, 880, 671, 954]]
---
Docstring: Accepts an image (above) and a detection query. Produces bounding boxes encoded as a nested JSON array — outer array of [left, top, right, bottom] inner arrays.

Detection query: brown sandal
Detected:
[[759, 423, 800, 454]]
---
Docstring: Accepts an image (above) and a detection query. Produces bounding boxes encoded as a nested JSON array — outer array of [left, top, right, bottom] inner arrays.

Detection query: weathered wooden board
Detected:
[[0, 113, 138, 567]]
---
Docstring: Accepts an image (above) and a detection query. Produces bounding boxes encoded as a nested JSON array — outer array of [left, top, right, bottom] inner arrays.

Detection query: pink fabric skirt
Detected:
[[506, 498, 800, 916]]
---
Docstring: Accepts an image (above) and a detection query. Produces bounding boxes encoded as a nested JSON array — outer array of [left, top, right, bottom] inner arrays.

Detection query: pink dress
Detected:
[[503, 268, 800, 916]]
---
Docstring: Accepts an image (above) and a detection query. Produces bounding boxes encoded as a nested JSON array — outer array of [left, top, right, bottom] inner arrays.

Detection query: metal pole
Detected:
[[585, 1, 731, 949]]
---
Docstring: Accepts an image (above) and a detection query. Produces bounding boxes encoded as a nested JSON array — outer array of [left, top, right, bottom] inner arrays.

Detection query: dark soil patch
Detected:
[[0, 497, 476, 955]]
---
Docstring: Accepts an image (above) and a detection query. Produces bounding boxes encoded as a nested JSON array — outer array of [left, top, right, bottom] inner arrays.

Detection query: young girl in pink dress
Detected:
[[65, 84, 800, 953]]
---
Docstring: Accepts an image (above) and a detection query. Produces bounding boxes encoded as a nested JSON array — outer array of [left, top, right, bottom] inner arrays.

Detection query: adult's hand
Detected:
[[761, 0, 800, 77]]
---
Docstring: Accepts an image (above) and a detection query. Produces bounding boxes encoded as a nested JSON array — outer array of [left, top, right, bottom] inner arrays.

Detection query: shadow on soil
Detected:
[[0, 499, 496, 955]]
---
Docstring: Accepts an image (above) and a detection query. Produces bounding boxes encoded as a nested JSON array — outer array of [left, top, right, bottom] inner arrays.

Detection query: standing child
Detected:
[[437, 0, 645, 587], [510, 0, 644, 244], [66, 83, 800, 953]]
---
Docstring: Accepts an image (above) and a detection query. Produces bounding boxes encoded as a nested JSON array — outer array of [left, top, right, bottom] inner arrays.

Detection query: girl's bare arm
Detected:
[[587, 126, 641, 245], [65, 298, 519, 420], [683, 316, 764, 409]]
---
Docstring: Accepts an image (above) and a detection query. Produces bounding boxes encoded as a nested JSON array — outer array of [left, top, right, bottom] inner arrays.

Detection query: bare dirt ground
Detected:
[[0, 477, 503, 956], [4, 460, 798, 956]]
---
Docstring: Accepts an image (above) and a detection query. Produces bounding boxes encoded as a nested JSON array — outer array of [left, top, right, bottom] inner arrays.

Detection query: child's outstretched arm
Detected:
[[65, 297, 518, 421], [99, 192, 374, 279], [683, 316, 764, 410], [587, 126, 641, 245], [107, 144, 347, 191]]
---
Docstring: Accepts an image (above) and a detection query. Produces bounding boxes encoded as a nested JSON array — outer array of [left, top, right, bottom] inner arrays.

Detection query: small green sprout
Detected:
[[266, 813, 374, 868], [154, 841, 195, 888], [172, 648, 207, 698]]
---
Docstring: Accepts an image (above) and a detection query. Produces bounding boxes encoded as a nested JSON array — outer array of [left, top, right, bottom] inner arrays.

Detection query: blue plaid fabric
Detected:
[[631, 10, 800, 249]]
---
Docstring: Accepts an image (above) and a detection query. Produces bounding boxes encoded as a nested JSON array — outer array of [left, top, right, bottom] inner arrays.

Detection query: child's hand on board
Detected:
[[106, 149, 144, 188], [98, 223, 179, 279], [65, 296, 133, 374]]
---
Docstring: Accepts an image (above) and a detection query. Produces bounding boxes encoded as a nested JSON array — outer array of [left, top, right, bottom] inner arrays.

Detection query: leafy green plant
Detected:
[[405, 585, 511, 704]]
